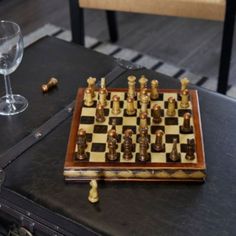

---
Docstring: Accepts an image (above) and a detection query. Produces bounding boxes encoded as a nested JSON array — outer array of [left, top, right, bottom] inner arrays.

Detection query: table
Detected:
[[0, 36, 236, 236]]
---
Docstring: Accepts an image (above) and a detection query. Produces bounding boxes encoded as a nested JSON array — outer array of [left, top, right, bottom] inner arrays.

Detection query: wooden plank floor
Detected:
[[1, 0, 236, 86]]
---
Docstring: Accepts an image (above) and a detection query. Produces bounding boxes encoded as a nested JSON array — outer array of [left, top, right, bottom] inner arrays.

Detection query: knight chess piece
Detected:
[[99, 87, 107, 107], [84, 88, 94, 107], [127, 75, 136, 98], [180, 77, 189, 91], [112, 95, 121, 115], [180, 112, 193, 133], [126, 96, 136, 115], [185, 138, 195, 160], [138, 127, 149, 162], [169, 138, 181, 161], [107, 129, 118, 161], [76, 128, 87, 160], [96, 102, 105, 123], [167, 97, 176, 116], [88, 180, 99, 203], [122, 129, 133, 160], [150, 80, 159, 100], [139, 111, 148, 131], [87, 77, 96, 97], [180, 89, 190, 108], [152, 130, 165, 151], [152, 104, 162, 123]]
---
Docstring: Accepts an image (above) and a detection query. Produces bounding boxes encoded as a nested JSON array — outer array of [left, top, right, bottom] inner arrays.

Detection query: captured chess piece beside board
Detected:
[[64, 76, 206, 182]]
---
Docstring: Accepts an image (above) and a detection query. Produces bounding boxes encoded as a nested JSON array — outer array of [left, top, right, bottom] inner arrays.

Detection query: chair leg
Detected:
[[106, 11, 119, 42], [69, 0, 85, 45], [217, 0, 236, 94]]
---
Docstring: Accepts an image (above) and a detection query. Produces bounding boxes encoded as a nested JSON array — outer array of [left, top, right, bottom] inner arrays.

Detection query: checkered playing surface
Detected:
[[76, 91, 197, 164]]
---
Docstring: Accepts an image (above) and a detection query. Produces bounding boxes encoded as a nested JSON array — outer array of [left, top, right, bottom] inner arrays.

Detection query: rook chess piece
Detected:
[[180, 89, 190, 108], [88, 180, 99, 203], [84, 88, 94, 107], [150, 80, 159, 100], [96, 102, 105, 123], [185, 139, 195, 160], [107, 129, 118, 161], [180, 112, 193, 133], [169, 138, 181, 161], [127, 75, 136, 98], [167, 97, 176, 116], [87, 77, 96, 97], [180, 77, 189, 91], [126, 96, 136, 115], [112, 95, 121, 115], [122, 129, 133, 160], [138, 127, 149, 162], [152, 104, 162, 123], [76, 128, 87, 160], [152, 130, 165, 151]]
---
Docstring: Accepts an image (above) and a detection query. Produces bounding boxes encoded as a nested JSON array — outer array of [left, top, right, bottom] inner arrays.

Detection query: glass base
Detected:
[[0, 94, 28, 116]]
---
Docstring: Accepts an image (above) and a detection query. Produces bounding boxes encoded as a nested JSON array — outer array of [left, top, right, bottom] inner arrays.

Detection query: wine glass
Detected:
[[0, 20, 28, 115]]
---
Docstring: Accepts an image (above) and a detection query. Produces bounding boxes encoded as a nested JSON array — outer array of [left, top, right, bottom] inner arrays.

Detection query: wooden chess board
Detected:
[[64, 88, 206, 182]]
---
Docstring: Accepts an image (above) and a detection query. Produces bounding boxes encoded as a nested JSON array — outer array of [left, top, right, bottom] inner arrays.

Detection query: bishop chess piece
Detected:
[[88, 180, 99, 203], [87, 77, 96, 97], [112, 95, 121, 115], [126, 96, 136, 115], [96, 103, 105, 123], [180, 89, 190, 108], [167, 97, 176, 116], [138, 127, 150, 162], [152, 130, 165, 151], [180, 77, 189, 91], [180, 112, 193, 133], [127, 75, 136, 98], [169, 138, 180, 161], [122, 129, 133, 160], [76, 128, 87, 160], [150, 80, 159, 100], [84, 88, 94, 107], [107, 129, 118, 161], [152, 104, 162, 124], [185, 138, 195, 160]]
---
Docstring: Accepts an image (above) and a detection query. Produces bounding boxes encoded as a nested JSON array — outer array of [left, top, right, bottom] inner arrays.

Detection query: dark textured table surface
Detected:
[[0, 37, 236, 236]]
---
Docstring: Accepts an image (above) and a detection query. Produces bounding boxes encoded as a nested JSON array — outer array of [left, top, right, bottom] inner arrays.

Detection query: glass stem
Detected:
[[4, 74, 14, 104]]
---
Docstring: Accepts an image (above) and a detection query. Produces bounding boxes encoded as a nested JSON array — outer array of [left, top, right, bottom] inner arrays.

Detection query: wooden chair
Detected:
[[69, 0, 236, 94]]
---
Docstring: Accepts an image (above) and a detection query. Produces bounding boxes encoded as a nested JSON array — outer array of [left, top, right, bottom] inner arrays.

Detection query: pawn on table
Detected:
[[122, 129, 133, 160], [180, 89, 190, 108], [126, 96, 136, 115], [96, 102, 105, 123], [112, 95, 121, 115], [152, 130, 165, 152], [150, 80, 159, 100], [152, 104, 162, 124], [169, 138, 180, 161], [88, 180, 99, 203], [167, 97, 176, 116], [138, 127, 149, 162], [185, 138, 195, 160], [76, 128, 87, 160], [84, 88, 94, 107], [127, 75, 136, 98], [180, 112, 193, 133], [87, 77, 96, 97], [107, 129, 118, 161]]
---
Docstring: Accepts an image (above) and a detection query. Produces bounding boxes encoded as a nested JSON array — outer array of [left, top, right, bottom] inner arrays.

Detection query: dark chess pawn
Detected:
[[76, 128, 87, 160], [111, 118, 116, 131], [180, 112, 193, 133], [185, 139, 195, 160], [122, 129, 133, 160], [96, 102, 105, 123], [169, 138, 181, 161], [152, 130, 165, 152], [152, 104, 162, 124], [138, 127, 150, 162], [107, 129, 118, 161]]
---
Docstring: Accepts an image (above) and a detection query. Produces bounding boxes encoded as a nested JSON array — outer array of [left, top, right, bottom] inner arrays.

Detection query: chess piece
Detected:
[[185, 139, 195, 160], [166, 97, 176, 116], [139, 111, 148, 131], [139, 87, 148, 102], [41, 77, 58, 93], [127, 75, 136, 98], [111, 118, 116, 131], [99, 88, 107, 107], [152, 104, 162, 124], [138, 127, 149, 162], [101, 77, 106, 89], [76, 128, 87, 160], [140, 94, 149, 114], [180, 89, 190, 108], [180, 77, 189, 91], [84, 88, 94, 107], [180, 112, 193, 133], [122, 129, 133, 160], [87, 77, 96, 97], [107, 129, 118, 161], [88, 180, 99, 203], [152, 130, 164, 151], [126, 96, 136, 115], [139, 75, 148, 98], [96, 102, 105, 123], [150, 80, 159, 100], [112, 95, 121, 115], [169, 138, 181, 161]]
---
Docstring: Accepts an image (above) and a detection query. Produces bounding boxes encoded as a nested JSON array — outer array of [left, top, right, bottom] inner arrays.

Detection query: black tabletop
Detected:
[[1, 37, 236, 236]]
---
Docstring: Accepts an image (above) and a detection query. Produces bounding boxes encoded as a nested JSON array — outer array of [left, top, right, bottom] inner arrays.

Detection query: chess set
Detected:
[[64, 76, 206, 182]]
